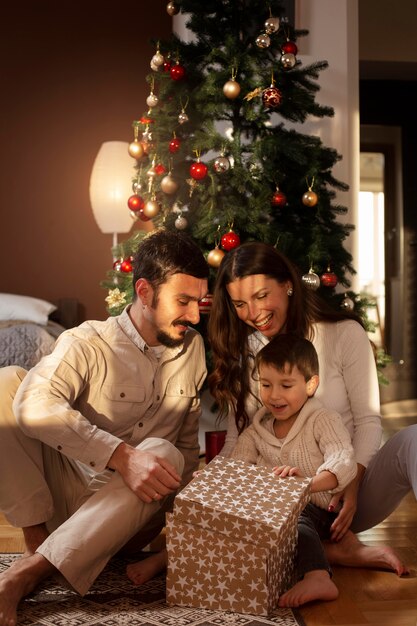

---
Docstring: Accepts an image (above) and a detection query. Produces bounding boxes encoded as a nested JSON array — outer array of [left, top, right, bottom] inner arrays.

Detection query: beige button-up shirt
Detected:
[[13, 307, 206, 487]]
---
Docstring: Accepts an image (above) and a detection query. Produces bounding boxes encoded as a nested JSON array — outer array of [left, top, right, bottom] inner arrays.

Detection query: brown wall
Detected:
[[0, 1, 171, 321]]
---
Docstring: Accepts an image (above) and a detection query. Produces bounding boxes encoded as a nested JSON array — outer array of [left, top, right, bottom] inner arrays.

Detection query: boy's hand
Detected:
[[272, 465, 304, 478]]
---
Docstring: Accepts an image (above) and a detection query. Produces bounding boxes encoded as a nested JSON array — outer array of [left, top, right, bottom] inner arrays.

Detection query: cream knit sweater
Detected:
[[230, 396, 357, 509]]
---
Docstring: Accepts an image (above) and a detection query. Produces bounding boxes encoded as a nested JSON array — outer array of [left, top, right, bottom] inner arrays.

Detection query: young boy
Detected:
[[230, 333, 357, 608]]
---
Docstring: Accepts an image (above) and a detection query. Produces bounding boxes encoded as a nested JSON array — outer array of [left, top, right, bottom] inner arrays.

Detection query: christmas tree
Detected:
[[103, 0, 359, 323]]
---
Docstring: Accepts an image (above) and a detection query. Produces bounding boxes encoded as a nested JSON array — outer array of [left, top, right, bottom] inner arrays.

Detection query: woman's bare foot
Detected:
[[0, 553, 54, 626], [278, 570, 338, 608], [22, 523, 49, 557], [325, 530, 409, 576], [126, 549, 167, 586]]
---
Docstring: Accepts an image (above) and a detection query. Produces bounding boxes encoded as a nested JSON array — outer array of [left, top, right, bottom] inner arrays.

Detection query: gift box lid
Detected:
[[173, 456, 311, 548]]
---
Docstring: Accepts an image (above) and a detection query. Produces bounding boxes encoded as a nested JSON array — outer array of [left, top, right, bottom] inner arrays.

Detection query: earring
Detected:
[[287, 287, 293, 296]]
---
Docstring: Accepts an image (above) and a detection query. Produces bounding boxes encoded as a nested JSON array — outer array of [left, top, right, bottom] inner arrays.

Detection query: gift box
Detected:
[[166, 456, 311, 616]]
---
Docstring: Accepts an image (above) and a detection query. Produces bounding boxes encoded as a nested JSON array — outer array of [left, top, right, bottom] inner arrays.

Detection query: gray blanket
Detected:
[[0, 321, 63, 369]]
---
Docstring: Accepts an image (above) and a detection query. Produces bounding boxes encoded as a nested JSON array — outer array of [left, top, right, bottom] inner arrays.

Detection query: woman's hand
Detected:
[[329, 479, 359, 541], [272, 465, 304, 478]]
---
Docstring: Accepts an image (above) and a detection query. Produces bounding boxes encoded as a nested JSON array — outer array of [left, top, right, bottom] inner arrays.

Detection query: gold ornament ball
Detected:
[[174, 215, 188, 230], [166, 1, 179, 16], [302, 190, 318, 207], [160, 175, 179, 194], [207, 247, 225, 268], [223, 79, 241, 99], [264, 16, 280, 34], [143, 199, 161, 218], [128, 140, 144, 159]]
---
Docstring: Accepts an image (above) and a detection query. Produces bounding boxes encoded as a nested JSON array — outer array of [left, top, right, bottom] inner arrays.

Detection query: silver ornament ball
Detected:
[[214, 156, 230, 173], [340, 294, 355, 311], [281, 52, 297, 69], [264, 16, 280, 34], [178, 111, 189, 124], [256, 33, 271, 48], [302, 271, 321, 291], [175, 215, 188, 230]]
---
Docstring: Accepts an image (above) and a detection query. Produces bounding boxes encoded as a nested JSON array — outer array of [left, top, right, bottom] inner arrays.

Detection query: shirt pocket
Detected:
[[165, 380, 196, 399], [98, 383, 147, 423]]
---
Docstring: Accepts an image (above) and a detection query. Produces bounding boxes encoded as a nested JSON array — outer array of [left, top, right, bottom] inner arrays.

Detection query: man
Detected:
[[0, 228, 209, 626]]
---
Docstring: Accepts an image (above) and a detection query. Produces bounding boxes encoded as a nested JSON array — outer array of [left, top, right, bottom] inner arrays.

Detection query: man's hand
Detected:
[[108, 442, 182, 503], [272, 465, 304, 478]]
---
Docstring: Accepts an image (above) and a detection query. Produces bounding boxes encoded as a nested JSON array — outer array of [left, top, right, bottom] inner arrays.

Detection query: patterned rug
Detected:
[[0, 554, 305, 626]]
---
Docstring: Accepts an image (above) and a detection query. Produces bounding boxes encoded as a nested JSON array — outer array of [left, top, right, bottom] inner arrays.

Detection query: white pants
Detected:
[[0, 366, 184, 595]]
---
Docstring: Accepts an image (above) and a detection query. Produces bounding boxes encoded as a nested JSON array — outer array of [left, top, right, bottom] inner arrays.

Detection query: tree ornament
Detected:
[[175, 214, 188, 230], [169, 136, 181, 153], [281, 52, 297, 69], [161, 174, 179, 194], [132, 178, 143, 193], [163, 59, 172, 72], [137, 208, 151, 222], [105, 288, 127, 310], [264, 15, 280, 34], [321, 266, 338, 288], [189, 153, 208, 180], [113, 259, 122, 272], [170, 62, 186, 81], [302, 178, 318, 206], [282, 40, 298, 55], [146, 92, 158, 108], [127, 194, 144, 212], [214, 155, 230, 173], [128, 139, 144, 159], [221, 229, 240, 251], [223, 78, 241, 99], [120, 259, 133, 273], [198, 294, 213, 314], [154, 163, 166, 176], [302, 268, 321, 291], [262, 76, 283, 108], [143, 198, 161, 218], [271, 188, 287, 207], [340, 293, 355, 311], [178, 110, 189, 124], [151, 51, 164, 69], [207, 246, 225, 268], [166, 1, 179, 16], [256, 33, 271, 48]]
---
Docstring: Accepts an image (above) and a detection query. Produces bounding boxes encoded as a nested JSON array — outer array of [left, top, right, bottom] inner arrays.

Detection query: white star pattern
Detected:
[[166, 457, 310, 616]]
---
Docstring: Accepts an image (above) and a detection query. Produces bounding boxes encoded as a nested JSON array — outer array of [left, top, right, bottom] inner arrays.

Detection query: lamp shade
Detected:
[[89, 141, 135, 234]]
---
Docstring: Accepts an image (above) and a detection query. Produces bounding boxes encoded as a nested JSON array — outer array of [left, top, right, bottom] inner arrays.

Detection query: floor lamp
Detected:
[[89, 141, 134, 250]]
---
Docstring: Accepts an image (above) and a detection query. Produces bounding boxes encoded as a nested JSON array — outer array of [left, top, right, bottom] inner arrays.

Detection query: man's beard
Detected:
[[156, 321, 188, 348]]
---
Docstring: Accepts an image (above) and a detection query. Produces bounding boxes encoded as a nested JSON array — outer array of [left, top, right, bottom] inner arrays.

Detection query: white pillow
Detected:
[[0, 293, 57, 325]]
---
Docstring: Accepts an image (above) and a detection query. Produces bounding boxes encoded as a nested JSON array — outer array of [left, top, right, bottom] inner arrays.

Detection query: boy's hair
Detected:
[[132, 228, 209, 302], [255, 334, 319, 381]]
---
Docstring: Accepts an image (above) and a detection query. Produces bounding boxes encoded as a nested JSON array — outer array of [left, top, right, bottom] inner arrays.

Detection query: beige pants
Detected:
[[0, 366, 184, 594]]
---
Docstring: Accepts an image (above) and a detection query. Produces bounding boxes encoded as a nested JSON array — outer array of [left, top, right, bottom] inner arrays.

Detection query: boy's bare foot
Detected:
[[278, 570, 338, 608], [126, 549, 167, 586], [324, 530, 409, 576], [0, 553, 54, 626], [22, 523, 49, 557]]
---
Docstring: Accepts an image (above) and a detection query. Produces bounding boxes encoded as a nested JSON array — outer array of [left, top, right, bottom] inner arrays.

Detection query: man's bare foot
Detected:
[[126, 549, 167, 586], [0, 553, 54, 626], [325, 530, 409, 576], [22, 523, 49, 557], [278, 570, 338, 608]]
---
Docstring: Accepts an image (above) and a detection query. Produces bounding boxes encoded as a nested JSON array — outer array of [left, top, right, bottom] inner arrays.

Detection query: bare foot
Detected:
[[278, 570, 338, 608], [22, 523, 49, 557], [0, 553, 54, 626], [324, 530, 409, 576], [126, 549, 167, 586]]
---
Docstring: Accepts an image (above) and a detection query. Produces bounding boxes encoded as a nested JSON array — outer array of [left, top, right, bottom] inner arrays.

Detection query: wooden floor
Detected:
[[0, 413, 416, 626]]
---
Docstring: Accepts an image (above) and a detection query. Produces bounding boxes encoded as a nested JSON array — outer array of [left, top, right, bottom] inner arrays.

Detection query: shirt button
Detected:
[[180, 389, 184, 395], [120, 392, 125, 398], [57, 445, 62, 451], [89, 461, 96, 467], [156, 395, 160, 401], [138, 422, 143, 427]]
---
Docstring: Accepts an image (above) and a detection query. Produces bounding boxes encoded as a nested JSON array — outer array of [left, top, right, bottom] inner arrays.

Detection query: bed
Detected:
[[0, 294, 80, 369]]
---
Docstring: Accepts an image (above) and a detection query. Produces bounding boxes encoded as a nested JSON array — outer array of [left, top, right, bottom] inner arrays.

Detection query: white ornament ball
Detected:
[[146, 93, 158, 108], [175, 215, 188, 230], [152, 52, 164, 67]]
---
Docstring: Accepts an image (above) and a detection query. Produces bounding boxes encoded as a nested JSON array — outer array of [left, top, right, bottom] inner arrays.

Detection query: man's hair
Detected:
[[255, 334, 319, 381], [132, 229, 209, 300]]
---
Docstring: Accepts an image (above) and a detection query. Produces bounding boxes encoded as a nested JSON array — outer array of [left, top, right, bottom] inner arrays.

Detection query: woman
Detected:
[[208, 241, 415, 573]]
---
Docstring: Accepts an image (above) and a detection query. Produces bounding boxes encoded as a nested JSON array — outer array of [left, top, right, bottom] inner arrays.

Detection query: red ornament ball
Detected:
[[198, 294, 213, 314], [163, 60, 172, 72], [321, 270, 338, 288], [262, 86, 283, 109], [137, 208, 151, 222], [221, 230, 241, 251], [282, 40, 298, 55], [154, 163, 166, 175], [127, 194, 144, 212], [169, 137, 181, 153], [170, 64, 186, 81], [189, 161, 208, 180], [271, 190, 287, 207], [120, 259, 133, 273]]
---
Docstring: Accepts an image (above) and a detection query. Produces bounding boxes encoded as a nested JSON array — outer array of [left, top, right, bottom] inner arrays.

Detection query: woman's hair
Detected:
[[208, 241, 363, 433], [256, 334, 319, 381]]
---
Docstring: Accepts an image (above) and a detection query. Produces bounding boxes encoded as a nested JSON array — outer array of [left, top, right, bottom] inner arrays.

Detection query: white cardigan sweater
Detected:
[[221, 320, 382, 468], [230, 396, 357, 509]]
